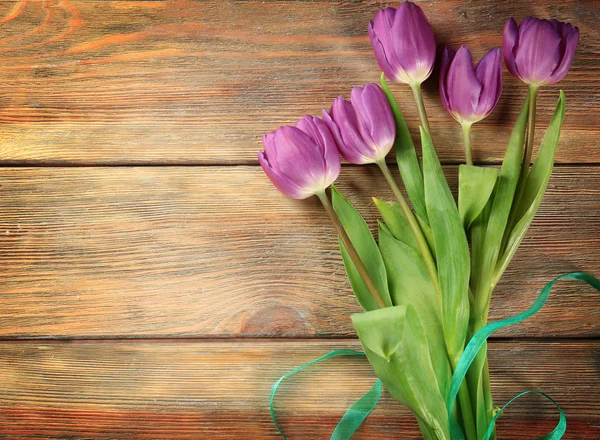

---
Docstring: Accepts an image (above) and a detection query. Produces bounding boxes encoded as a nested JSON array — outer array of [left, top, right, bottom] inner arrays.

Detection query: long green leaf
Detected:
[[421, 127, 470, 362], [373, 198, 419, 251], [471, 94, 529, 312], [495, 91, 566, 282], [458, 165, 498, 229], [352, 305, 450, 438], [469, 195, 494, 296], [331, 185, 392, 310], [380, 73, 428, 224], [378, 224, 450, 397]]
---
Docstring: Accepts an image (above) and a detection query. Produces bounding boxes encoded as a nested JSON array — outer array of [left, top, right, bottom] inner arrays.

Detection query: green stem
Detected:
[[520, 85, 539, 181], [416, 416, 444, 440], [317, 190, 387, 309], [411, 83, 431, 136], [376, 160, 441, 301], [482, 358, 496, 440], [462, 122, 473, 166], [466, 315, 496, 440], [452, 356, 479, 440]]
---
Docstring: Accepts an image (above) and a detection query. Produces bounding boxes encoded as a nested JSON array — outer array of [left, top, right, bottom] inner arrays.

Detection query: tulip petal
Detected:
[[439, 46, 455, 114], [503, 18, 519, 78], [258, 151, 310, 199], [474, 48, 502, 120], [262, 132, 280, 171], [369, 11, 400, 82], [349, 86, 377, 149], [514, 19, 561, 85], [445, 46, 481, 122], [295, 115, 341, 187], [548, 25, 579, 84], [311, 117, 342, 187], [517, 17, 537, 40], [296, 115, 325, 157], [356, 84, 395, 158], [325, 98, 374, 164], [272, 125, 326, 190], [392, 2, 436, 84]]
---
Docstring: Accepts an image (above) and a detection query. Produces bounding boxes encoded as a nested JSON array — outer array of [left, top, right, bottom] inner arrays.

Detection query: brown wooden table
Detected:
[[0, 1, 598, 438]]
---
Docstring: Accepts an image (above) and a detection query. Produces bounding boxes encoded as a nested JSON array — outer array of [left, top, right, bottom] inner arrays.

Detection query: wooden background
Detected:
[[0, 0, 598, 438]]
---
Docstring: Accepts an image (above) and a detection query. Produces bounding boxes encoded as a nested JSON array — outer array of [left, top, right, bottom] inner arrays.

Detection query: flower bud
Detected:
[[368, 2, 436, 86], [440, 46, 503, 125], [503, 17, 579, 86], [258, 116, 341, 199], [323, 83, 396, 164]]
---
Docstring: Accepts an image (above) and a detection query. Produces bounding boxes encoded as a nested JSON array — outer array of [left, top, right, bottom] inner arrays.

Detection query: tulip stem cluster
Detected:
[[317, 190, 388, 309]]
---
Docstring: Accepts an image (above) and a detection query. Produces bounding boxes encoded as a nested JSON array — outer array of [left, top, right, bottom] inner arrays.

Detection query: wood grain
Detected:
[[0, 2, 597, 438], [0, 0, 595, 164], [0, 166, 598, 339], [0, 340, 597, 439]]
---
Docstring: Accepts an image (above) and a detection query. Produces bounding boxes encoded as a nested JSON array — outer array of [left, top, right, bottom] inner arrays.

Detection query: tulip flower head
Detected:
[[440, 46, 503, 125], [368, 2, 436, 86], [503, 17, 580, 87], [258, 116, 341, 199], [323, 83, 396, 165]]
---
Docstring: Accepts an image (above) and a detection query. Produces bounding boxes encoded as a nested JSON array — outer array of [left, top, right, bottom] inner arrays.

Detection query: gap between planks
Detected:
[[0, 162, 598, 168], [0, 336, 598, 343]]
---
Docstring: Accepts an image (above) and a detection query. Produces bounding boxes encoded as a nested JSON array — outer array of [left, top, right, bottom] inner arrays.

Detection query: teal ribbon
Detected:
[[485, 390, 565, 440], [270, 349, 382, 439], [271, 272, 599, 439], [447, 271, 600, 440]]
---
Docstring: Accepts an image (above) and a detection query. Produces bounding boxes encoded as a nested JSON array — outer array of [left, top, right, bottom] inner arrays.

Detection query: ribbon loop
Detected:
[[270, 349, 381, 440], [484, 390, 566, 440]]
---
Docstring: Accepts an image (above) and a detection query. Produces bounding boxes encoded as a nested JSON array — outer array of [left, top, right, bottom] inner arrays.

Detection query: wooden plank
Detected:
[[0, 340, 597, 438], [0, 0, 596, 164], [0, 166, 598, 338]]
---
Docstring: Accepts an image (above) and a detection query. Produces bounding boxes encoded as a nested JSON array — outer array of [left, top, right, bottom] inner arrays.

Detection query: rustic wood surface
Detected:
[[0, 0, 595, 165], [0, 0, 598, 438], [0, 341, 599, 439], [0, 166, 599, 339]]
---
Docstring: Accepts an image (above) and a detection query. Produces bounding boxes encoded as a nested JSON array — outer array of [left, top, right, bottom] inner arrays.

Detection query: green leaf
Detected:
[[378, 224, 450, 397], [331, 185, 392, 310], [469, 194, 494, 296], [352, 305, 450, 438], [458, 165, 498, 229], [373, 198, 419, 251], [421, 127, 470, 361], [380, 73, 428, 224], [378, 223, 437, 314], [470, 94, 529, 312], [495, 91, 566, 282], [352, 304, 407, 361]]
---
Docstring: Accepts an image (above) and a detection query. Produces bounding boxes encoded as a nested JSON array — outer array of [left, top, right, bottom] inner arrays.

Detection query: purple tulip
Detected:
[[322, 83, 396, 165], [368, 2, 436, 86], [440, 46, 503, 125], [503, 17, 579, 86], [258, 116, 341, 199]]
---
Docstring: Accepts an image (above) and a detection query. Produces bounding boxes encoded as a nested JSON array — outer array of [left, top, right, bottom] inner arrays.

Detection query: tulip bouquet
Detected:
[[260, 2, 581, 439]]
